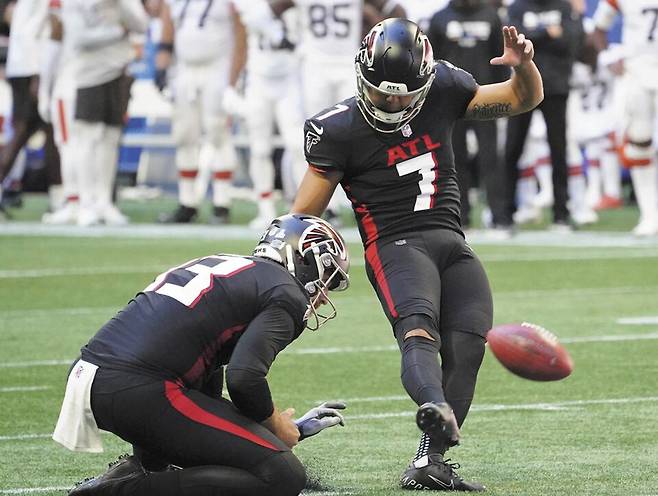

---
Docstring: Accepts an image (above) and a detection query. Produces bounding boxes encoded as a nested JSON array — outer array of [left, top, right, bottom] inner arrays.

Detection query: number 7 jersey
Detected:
[[594, 0, 658, 87], [304, 62, 478, 247]]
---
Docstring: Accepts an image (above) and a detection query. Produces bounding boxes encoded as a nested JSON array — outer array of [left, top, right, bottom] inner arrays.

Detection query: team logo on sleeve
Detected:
[[306, 130, 322, 153]]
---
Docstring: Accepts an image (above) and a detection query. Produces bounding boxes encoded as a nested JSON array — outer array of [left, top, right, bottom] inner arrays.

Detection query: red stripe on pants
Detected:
[[164, 381, 280, 451]]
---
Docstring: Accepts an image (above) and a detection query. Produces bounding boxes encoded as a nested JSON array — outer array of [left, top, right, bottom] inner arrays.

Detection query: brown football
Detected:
[[487, 322, 574, 381]]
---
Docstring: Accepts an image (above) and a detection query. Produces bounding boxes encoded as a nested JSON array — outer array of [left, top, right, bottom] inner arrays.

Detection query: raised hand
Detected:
[[490, 26, 535, 68]]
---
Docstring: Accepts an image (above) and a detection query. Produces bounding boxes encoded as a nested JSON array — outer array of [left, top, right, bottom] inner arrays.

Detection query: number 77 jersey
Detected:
[[303, 62, 478, 247], [594, 0, 658, 87], [167, 0, 234, 64]]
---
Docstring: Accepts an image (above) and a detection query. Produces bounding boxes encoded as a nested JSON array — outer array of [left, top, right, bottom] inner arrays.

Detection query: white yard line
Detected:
[[2, 250, 658, 280], [0, 307, 118, 321], [0, 434, 52, 441], [4, 222, 658, 247], [617, 316, 658, 325], [0, 360, 73, 368], [0, 266, 165, 279], [3, 330, 658, 368], [4, 396, 658, 446], [344, 396, 658, 419], [0, 487, 70, 495], [0, 386, 50, 393]]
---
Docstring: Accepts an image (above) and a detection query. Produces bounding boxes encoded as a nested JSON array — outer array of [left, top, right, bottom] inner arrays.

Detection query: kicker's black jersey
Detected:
[[304, 62, 478, 247], [82, 256, 309, 391]]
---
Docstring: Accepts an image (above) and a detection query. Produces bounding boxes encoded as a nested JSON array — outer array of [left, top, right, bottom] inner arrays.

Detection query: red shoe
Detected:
[[594, 195, 623, 211]]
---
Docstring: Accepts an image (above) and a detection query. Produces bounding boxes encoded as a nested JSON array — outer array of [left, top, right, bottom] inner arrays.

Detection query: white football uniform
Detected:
[[294, 0, 362, 116], [62, 0, 147, 88], [233, 0, 306, 227], [594, 0, 658, 235], [401, 0, 449, 33], [45, 0, 80, 219], [5, 0, 49, 78], [167, 0, 237, 209]]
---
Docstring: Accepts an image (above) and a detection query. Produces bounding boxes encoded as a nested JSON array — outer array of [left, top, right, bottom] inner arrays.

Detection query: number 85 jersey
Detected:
[[304, 62, 478, 247], [295, 0, 363, 63]]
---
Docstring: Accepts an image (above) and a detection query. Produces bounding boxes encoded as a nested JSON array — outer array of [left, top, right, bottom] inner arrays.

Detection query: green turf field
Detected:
[[1, 197, 658, 495]]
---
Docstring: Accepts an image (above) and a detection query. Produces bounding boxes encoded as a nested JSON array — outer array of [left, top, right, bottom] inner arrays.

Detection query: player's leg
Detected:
[[71, 83, 106, 226], [203, 63, 236, 224], [276, 73, 306, 203], [245, 74, 276, 229], [567, 135, 597, 226], [43, 80, 79, 224], [72, 369, 305, 496], [597, 132, 623, 209], [474, 119, 499, 229], [498, 108, 533, 227], [621, 84, 657, 236], [160, 66, 202, 223], [93, 76, 129, 225], [540, 95, 570, 224], [0, 77, 43, 183], [406, 235, 492, 492]]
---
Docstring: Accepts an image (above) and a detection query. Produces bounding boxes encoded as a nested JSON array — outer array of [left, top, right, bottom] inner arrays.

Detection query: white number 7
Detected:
[[395, 152, 438, 211], [144, 255, 254, 307]]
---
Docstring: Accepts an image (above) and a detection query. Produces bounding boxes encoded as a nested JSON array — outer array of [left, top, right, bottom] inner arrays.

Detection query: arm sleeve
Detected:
[[118, 0, 148, 34], [303, 118, 347, 173], [436, 62, 478, 119], [225, 305, 297, 422]]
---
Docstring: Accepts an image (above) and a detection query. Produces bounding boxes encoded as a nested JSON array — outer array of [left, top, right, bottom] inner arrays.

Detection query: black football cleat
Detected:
[[400, 454, 485, 492], [416, 402, 460, 446], [209, 206, 230, 225], [158, 205, 198, 224], [69, 454, 147, 495]]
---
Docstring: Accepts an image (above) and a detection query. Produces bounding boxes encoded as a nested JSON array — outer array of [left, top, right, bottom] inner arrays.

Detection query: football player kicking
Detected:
[[292, 19, 543, 491], [53, 214, 350, 496]]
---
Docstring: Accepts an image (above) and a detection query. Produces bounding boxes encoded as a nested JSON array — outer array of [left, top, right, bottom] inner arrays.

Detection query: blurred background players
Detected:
[[401, 0, 449, 33], [39, 0, 80, 224], [62, 0, 148, 226], [156, 0, 242, 224], [270, 0, 407, 225], [594, 0, 658, 236], [496, 0, 584, 232], [229, 0, 307, 230], [1, 0, 61, 217], [427, 0, 508, 230]]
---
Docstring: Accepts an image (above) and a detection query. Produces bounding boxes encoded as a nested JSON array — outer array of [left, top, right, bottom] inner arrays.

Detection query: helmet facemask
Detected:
[[356, 64, 435, 133], [291, 238, 349, 331], [254, 214, 350, 331]]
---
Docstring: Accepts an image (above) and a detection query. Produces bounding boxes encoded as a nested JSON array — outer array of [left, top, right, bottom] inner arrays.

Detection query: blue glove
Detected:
[[295, 401, 346, 440]]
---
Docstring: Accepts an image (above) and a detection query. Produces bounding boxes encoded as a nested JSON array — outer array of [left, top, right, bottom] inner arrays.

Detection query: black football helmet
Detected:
[[355, 18, 435, 133], [253, 214, 349, 330]]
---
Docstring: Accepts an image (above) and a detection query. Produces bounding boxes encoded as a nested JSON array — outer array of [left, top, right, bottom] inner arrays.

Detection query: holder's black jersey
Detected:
[[82, 256, 309, 390], [304, 62, 478, 247]]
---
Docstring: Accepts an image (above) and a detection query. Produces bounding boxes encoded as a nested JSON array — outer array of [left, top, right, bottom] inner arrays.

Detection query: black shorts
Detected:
[[75, 74, 133, 126], [364, 229, 493, 339], [90, 367, 289, 469], [8, 76, 41, 126]]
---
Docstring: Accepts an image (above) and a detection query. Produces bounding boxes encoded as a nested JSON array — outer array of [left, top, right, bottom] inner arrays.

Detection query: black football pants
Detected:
[[497, 94, 570, 225], [90, 368, 306, 496], [364, 229, 492, 426]]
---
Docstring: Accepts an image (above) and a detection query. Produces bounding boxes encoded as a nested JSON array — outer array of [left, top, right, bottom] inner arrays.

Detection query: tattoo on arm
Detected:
[[471, 102, 513, 120]]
